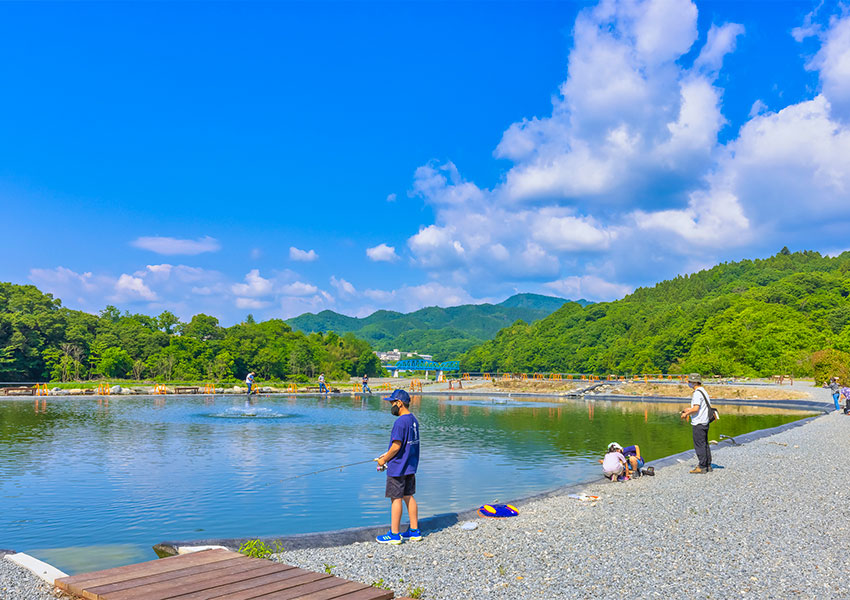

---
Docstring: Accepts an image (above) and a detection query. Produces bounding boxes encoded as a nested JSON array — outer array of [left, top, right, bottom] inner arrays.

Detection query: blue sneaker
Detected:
[[376, 531, 402, 545], [400, 528, 422, 541]]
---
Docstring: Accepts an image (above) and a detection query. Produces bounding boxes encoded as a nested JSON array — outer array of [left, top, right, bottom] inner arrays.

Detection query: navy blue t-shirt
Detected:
[[622, 445, 638, 457], [387, 413, 420, 477]]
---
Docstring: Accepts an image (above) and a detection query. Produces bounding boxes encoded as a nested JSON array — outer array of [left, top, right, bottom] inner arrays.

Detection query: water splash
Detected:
[[210, 406, 294, 419]]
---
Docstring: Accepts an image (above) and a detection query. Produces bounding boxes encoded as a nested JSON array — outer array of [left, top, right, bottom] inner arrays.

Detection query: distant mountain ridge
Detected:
[[286, 293, 588, 361]]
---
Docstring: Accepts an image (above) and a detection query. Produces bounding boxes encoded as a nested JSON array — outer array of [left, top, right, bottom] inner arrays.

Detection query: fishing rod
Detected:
[[262, 458, 380, 487]]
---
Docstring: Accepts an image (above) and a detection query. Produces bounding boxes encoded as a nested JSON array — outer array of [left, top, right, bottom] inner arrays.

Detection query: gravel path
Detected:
[[277, 392, 845, 599], [0, 554, 68, 600]]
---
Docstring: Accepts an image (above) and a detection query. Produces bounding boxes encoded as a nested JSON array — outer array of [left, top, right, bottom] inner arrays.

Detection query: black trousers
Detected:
[[692, 423, 711, 469]]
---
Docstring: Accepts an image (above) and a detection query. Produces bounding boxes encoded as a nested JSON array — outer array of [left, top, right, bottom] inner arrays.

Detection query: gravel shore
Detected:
[[0, 554, 67, 600], [277, 392, 844, 599]]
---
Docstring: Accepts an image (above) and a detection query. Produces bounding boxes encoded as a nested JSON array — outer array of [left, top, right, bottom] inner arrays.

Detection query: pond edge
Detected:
[[153, 404, 825, 557]]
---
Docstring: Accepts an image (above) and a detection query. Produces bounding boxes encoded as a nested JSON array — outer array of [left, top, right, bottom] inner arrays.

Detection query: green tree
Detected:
[[98, 347, 133, 378]]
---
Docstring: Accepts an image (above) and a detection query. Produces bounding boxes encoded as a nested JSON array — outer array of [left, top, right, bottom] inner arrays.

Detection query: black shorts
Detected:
[[385, 474, 416, 499]]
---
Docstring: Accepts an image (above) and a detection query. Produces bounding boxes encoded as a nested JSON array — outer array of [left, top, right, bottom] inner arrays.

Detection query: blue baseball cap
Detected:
[[383, 389, 410, 405]]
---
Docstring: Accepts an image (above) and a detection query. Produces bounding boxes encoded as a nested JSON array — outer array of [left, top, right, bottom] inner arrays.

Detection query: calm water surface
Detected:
[[0, 393, 809, 573]]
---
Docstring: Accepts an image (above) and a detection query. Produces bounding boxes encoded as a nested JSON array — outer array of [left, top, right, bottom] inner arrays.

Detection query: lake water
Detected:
[[0, 393, 809, 574]]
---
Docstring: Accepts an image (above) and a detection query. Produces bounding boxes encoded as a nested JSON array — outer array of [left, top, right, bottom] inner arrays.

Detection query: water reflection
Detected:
[[0, 393, 811, 574]]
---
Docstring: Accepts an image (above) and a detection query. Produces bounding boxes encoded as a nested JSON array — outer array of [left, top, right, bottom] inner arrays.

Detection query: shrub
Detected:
[[809, 349, 850, 385]]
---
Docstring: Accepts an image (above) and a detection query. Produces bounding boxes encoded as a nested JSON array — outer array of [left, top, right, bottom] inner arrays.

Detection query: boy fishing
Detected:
[[374, 388, 421, 544]]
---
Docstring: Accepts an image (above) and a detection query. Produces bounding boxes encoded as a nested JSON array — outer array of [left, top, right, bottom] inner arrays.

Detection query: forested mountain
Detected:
[[0, 283, 382, 382], [286, 293, 579, 360], [462, 249, 850, 379]]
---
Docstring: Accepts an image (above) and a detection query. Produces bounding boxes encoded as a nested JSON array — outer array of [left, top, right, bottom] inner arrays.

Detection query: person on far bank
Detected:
[[362, 373, 372, 395], [318, 373, 328, 394], [823, 376, 841, 411], [680, 373, 713, 474], [245, 371, 255, 395], [375, 389, 421, 544]]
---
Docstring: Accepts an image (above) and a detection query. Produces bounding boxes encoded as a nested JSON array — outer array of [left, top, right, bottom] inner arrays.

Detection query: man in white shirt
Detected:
[[318, 373, 328, 394], [680, 373, 712, 474]]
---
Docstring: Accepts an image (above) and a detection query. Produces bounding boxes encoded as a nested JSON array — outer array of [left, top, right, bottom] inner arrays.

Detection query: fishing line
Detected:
[[262, 458, 378, 487]]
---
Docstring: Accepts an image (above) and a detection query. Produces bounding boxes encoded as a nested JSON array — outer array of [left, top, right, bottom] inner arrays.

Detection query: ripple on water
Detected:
[[206, 406, 299, 419]]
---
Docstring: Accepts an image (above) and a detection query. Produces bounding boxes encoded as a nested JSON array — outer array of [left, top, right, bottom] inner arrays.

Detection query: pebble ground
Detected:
[[0, 554, 68, 600], [277, 393, 845, 599]]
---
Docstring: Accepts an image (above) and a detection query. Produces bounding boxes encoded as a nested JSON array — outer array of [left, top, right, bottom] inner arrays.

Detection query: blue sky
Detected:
[[3, 0, 849, 323]]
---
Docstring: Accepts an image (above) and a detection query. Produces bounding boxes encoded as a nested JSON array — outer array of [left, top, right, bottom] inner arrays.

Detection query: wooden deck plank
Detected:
[[285, 581, 373, 600], [237, 575, 350, 600], [104, 562, 293, 600], [325, 589, 394, 600], [163, 568, 326, 600], [56, 550, 403, 600], [56, 549, 236, 592], [327, 589, 394, 600], [195, 572, 329, 600], [86, 557, 257, 596]]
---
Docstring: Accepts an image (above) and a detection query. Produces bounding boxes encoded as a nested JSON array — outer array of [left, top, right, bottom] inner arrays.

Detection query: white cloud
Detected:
[[131, 235, 220, 255], [545, 275, 632, 302], [30, 266, 99, 293], [694, 22, 745, 73], [749, 99, 768, 118], [366, 243, 400, 262], [802, 14, 850, 121], [330, 276, 357, 296], [532, 212, 616, 251], [386, 193, 397, 202], [397, 0, 850, 300], [236, 297, 270, 309], [279, 281, 319, 296], [363, 288, 394, 302], [29, 266, 111, 309], [289, 247, 318, 262], [231, 269, 273, 297], [362, 282, 476, 313], [250, 248, 263, 259], [112, 274, 157, 302]]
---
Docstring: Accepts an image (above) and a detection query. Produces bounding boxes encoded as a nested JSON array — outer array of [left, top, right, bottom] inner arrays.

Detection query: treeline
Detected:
[[462, 249, 850, 380], [0, 283, 383, 383]]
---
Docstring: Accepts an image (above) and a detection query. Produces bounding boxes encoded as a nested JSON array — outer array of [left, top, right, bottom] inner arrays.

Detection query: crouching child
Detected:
[[375, 389, 421, 544], [600, 442, 630, 481]]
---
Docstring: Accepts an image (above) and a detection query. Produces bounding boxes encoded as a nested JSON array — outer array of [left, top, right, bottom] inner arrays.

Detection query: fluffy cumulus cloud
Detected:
[[366, 243, 399, 262], [289, 247, 318, 262], [231, 269, 274, 297], [399, 0, 850, 302], [131, 235, 221, 255], [330, 276, 357, 296], [796, 12, 850, 121], [112, 274, 157, 302]]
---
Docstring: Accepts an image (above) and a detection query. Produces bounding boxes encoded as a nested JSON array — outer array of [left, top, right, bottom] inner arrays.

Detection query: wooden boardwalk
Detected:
[[55, 548, 396, 600]]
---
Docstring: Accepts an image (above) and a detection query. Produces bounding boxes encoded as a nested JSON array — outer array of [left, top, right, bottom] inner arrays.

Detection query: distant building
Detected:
[[373, 348, 433, 362]]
